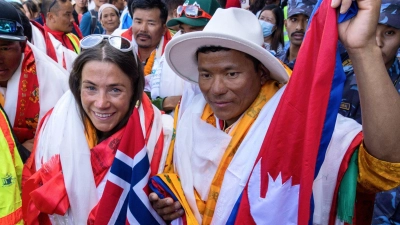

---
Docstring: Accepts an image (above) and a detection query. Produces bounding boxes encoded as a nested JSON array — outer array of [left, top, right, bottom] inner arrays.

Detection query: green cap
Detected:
[[166, 0, 221, 28]]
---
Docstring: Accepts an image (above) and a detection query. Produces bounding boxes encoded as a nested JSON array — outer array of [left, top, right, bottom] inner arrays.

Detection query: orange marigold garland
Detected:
[[144, 50, 156, 76]]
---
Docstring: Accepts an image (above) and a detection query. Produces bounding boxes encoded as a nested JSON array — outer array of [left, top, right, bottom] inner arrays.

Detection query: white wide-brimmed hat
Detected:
[[165, 8, 289, 84]]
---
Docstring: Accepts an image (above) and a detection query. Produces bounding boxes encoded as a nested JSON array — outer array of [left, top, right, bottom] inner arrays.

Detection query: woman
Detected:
[[22, 0, 40, 20], [22, 35, 167, 224], [258, 4, 285, 58], [73, 0, 88, 25], [99, 4, 120, 35]]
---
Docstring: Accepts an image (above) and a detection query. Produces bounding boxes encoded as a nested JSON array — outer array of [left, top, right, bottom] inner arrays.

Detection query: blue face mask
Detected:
[[259, 20, 276, 37]]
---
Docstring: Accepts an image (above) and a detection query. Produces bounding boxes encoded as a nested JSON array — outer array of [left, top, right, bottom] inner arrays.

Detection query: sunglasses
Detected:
[[48, 0, 57, 12], [80, 34, 133, 52], [177, 4, 212, 19], [0, 19, 23, 34]]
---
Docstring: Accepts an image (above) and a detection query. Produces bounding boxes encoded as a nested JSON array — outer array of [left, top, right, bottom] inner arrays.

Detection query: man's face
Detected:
[[376, 24, 400, 69], [178, 23, 204, 34], [0, 40, 23, 87], [113, 0, 125, 11], [48, 1, 74, 33], [285, 14, 309, 47], [132, 8, 166, 49], [198, 49, 268, 126]]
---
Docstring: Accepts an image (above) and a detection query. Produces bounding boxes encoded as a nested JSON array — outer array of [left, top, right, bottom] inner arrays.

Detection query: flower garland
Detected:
[[144, 50, 156, 76]]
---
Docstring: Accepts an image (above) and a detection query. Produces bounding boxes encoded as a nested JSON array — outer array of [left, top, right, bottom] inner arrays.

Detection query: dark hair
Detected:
[[249, 0, 266, 15], [69, 41, 144, 142], [42, 0, 69, 17], [196, 46, 261, 71], [259, 5, 284, 52], [129, 0, 168, 24], [164, 0, 184, 16], [22, 0, 40, 19], [9, 2, 33, 42]]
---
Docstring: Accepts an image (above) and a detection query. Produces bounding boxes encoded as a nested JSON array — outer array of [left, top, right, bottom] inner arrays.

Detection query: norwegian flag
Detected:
[[89, 108, 166, 225], [233, 0, 349, 224]]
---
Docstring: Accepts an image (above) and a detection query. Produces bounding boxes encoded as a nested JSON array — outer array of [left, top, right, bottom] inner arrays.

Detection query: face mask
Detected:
[[259, 20, 276, 37]]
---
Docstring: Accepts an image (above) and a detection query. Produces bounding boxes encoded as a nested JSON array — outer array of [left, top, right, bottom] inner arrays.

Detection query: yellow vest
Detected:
[[66, 33, 81, 54], [0, 107, 23, 224]]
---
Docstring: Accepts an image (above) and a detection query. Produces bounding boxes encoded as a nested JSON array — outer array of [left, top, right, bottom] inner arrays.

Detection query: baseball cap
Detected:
[[0, 0, 26, 42], [378, 0, 400, 29], [287, 0, 317, 18], [166, 0, 220, 28]]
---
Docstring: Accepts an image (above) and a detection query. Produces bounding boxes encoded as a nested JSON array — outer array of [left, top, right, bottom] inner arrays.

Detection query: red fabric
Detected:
[[73, 21, 83, 39], [12, 45, 40, 143], [30, 21, 58, 62], [121, 28, 133, 41], [235, 0, 340, 224], [225, 0, 241, 8], [44, 25, 75, 52], [328, 132, 363, 225]]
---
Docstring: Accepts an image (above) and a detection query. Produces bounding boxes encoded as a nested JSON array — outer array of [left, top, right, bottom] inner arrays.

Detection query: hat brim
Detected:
[[165, 31, 289, 84], [167, 17, 209, 28], [0, 34, 26, 41]]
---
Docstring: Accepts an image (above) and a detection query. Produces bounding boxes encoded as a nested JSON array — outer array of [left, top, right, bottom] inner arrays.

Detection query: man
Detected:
[[279, 0, 315, 69], [0, 1, 69, 151], [150, 0, 220, 113], [337, 1, 400, 223], [42, 0, 80, 71], [79, 0, 106, 36], [149, 1, 400, 224], [164, 0, 185, 33], [121, 0, 172, 95]]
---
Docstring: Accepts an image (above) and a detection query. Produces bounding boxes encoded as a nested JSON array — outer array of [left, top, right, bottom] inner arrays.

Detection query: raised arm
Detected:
[[333, 0, 400, 162]]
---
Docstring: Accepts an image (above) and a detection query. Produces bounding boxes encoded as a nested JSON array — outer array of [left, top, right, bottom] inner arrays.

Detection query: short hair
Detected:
[[164, 0, 184, 16], [42, 0, 69, 17], [259, 5, 284, 53], [249, 0, 266, 15], [69, 41, 144, 141], [129, 0, 168, 24], [196, 46, 261, 71]]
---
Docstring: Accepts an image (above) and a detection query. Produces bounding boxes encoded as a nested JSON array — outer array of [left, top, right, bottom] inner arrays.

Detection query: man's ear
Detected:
[[258, 63, 271, 85]]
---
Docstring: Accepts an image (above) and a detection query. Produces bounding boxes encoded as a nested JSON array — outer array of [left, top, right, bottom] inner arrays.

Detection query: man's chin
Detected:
[[136, 43, 152, 49]]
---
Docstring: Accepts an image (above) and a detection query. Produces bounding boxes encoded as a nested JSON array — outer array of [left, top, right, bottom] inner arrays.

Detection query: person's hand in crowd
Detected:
[[149, 192, 184, 221]]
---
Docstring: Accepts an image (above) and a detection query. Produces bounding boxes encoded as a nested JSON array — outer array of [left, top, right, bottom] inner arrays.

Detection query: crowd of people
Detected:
[[0, 0, 399, 224]]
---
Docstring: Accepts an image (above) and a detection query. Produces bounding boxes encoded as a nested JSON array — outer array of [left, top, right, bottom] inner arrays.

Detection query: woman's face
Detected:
[[76, 0, 88, 8], [259, 10, 277, 25], [101, 8, 120, 33], [80, 61, 133, 133]]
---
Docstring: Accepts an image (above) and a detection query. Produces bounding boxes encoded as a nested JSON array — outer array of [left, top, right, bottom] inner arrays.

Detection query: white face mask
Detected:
[[259, 20, 276, 37]]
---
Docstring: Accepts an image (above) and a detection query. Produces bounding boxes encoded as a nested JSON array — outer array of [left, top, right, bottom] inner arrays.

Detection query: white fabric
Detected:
[[4, 43, 69, 132], [4, 54, 23, 126], [312, 114, 362, 225], [30, 22, 47, 53], [118, 7, 129, 29], [35, 91, 97, 224], [150, 30, 185, 100], [47, 33, 78, 72], [173, 85, 362, 224]]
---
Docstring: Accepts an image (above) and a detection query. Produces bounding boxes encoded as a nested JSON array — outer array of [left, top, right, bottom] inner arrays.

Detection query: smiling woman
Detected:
[[22, 35, 168, 224]]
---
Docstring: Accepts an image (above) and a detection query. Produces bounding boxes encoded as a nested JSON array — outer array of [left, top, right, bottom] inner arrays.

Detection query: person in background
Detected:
[[73, 0, 88, 25], [109, 0, 124, 12], [99, 3, 120, 34], [22, 0, 40, 20], [337, 1, 400, 223], [278, 0, 316, 69], [80, 0, 106, 36], [258, 4, 284, 57], [164, 0, 185, 33], [0, 1, 69, 151]]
